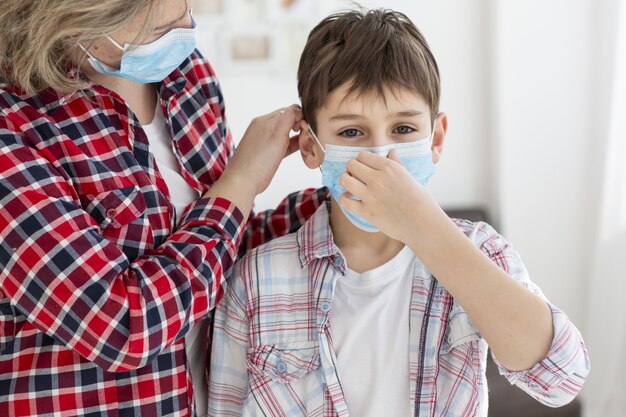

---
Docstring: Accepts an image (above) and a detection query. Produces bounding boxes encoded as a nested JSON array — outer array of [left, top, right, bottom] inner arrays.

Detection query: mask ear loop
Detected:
[[78, 34, 124, 61], [77, 43, 96, 60], [104, 36, 126, 51], [429, 113, 441, 143], [308, 127, 327, 154]]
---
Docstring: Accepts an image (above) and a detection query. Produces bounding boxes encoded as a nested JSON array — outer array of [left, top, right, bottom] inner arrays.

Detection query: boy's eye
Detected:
[[393, 126, 416, 134], [339, 129, 363, 138]]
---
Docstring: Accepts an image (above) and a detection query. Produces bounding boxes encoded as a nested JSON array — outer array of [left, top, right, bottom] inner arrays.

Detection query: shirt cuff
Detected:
[[495, 303, 590, 392], [178, 196, 246, 247]]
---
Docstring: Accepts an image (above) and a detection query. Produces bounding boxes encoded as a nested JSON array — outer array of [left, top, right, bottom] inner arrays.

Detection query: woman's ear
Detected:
[[431, 112, 448, 164], [299, 120, 324, 169]]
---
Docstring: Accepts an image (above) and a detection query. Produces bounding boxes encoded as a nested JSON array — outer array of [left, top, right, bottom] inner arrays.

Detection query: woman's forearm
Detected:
[[203, 169, 257, 221]]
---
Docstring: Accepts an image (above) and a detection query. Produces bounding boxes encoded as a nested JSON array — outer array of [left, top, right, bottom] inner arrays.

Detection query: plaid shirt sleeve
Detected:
[[474, 222, 590, 407], [0, 117, 244, 373], [207, 260, 250, 416], [0, 50, 331, 415], [239, 187, 328, 257]]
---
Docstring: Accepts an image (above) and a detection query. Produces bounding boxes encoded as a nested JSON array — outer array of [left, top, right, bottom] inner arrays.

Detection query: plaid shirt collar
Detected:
[[296, 196, 348, 275]]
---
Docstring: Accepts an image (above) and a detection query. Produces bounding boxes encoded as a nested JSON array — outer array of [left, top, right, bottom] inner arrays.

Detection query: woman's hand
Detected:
[[229, 104, 303, 194], [203, 105, 304, 217]]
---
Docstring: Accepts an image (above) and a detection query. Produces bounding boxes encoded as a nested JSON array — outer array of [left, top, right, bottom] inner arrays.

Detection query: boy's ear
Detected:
[[431, 112, 448, 164], [299, 120, 324, 169]]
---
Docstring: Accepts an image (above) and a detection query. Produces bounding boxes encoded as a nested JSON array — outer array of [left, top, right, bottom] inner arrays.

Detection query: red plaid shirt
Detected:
[[0, 51, 325, 416]]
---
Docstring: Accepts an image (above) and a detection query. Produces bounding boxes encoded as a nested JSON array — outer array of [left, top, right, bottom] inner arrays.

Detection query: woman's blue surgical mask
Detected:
[[309, 126, 436, 233], [79, 14, 197, 84]]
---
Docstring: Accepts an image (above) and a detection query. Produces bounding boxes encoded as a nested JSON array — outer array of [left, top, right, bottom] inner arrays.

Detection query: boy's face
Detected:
[[299, 82, 447, 168]]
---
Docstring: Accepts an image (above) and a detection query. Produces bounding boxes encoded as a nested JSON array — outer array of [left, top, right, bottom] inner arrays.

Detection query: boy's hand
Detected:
[[338, 149, 447, 245]]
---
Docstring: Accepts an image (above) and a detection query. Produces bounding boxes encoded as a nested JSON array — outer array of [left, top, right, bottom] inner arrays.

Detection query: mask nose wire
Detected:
[[308, 127, 327, 154]]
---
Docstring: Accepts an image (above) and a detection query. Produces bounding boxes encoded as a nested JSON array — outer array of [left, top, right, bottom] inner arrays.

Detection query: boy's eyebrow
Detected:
[[329, 111, 425, 121], [329, 114, 366, 121], [389, 110, 425, 118]]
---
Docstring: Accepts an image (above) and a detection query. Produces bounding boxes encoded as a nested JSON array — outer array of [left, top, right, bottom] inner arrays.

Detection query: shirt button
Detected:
[[276, 361, 287, 373], [333, 257, 342, 267], [106, 209, 117, 219], [320, 302, 331, 313]]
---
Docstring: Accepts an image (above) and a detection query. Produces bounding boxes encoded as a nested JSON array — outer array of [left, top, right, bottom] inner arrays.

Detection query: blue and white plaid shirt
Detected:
[[208, 199, 590, 417]]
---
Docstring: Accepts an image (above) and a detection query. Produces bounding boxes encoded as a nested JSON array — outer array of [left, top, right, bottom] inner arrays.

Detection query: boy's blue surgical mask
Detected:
[[79, 13, 197, 84], [309, 126, 436, 233]]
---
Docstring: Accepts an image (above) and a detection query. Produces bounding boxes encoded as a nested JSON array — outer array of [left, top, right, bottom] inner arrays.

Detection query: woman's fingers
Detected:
[[273, 104, 303, 119], [226, 104, 308, 194], [285, 134, 301, 157]]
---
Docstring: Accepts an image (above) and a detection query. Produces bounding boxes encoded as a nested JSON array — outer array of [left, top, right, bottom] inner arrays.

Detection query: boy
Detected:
[[208, 9, 589, 417]]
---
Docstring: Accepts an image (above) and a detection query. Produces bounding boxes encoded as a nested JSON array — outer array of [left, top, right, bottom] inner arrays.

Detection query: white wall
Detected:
[[490, 0, 599, 332]]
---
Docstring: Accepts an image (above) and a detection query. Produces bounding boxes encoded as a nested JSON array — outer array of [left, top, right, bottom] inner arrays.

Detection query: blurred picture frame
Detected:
[[192, 0, 226, 16], [217, 26, 279, 73]]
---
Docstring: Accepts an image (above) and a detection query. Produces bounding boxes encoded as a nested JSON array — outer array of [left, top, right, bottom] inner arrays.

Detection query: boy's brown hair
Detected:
[[297, 8, 440, 130]]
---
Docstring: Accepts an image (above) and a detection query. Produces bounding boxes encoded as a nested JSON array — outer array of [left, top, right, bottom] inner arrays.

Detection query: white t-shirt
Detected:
[[142, 102, 199, 218], [330, 244, 415, 417], [142, 102, 209, 417]]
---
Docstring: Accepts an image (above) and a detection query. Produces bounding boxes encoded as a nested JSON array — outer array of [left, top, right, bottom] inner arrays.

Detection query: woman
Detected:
[[0, 1, 324, 416]]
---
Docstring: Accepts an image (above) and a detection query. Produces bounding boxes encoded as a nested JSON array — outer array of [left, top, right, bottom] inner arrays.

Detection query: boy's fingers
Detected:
[[355, 151, 389, 169], [340, 171, 366, 196], [338, 192, 362, 213], [346, 158, 375, 183], [387, 149, 402, 163]]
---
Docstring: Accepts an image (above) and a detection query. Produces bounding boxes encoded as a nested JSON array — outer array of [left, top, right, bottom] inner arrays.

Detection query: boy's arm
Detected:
[[208, 262, 250, 416], [338, 151, 589, 402], [457, 221, 590, 406], [492, 304, 590, 407], [407, 211, 557, 371]]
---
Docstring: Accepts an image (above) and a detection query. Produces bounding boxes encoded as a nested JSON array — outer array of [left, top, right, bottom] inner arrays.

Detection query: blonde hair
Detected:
[[0, 0, 163, 94]]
